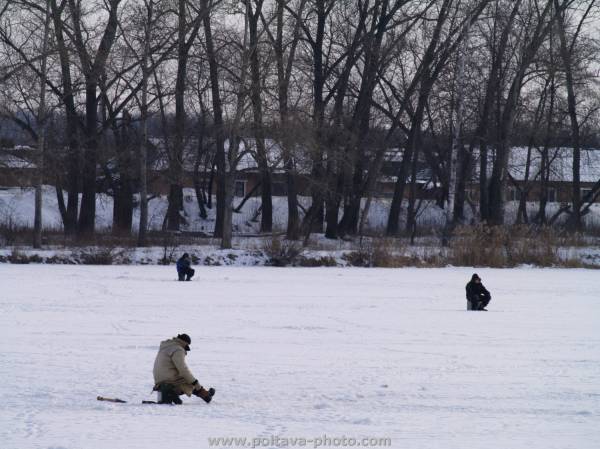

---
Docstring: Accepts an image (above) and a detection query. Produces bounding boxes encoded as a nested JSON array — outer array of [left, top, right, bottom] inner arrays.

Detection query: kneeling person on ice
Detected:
[[466, 273, 491, 311], [152, 333, 215, 404], [176, 253, 195, 281]]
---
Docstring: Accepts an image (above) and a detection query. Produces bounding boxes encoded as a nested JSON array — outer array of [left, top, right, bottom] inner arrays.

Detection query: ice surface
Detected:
[[0, 266, 598, 449]]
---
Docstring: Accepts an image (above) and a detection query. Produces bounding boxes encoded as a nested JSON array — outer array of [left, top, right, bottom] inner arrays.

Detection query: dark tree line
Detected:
[[1, 0, 599, 248]]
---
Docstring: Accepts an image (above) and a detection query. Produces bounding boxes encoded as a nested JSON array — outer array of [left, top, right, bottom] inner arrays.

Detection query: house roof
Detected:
[[7, 140, 596, 186], [150, 138, 314, 175], [0, 152, 35, 169], [508, 147, 600, 183]]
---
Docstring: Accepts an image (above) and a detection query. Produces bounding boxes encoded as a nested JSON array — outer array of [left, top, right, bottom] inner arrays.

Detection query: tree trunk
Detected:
[[50, 0, 79, 234], [536, 62, 557, 225], [301, 0, 328, 237], [167, 0, 189, 231], [248, 1, 272, 233], [273, 0, 305, 240], [284, 153, 300, 239], [69, 0, 122, 236], [34, 0, 51, 248], [78, 82, 99, 235], [193, 159, 208, 220], [324, 154, 343, 239], [338, 1, 390, 237], [221, 171, 235, 249], [137, 2, 151, 247], [453, 145, 471, 222], [56, 182, 68, 225], [112, 109, 135, 234], [202, 0, 226, 238], [555, 0, 585, 231], [405, 142, 420, 234], [445, 23, 469, 240], [516, 146, 533, 224], [387, 85, 429, 236]]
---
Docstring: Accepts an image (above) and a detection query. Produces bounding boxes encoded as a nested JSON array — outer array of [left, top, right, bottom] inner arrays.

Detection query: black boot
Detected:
[[186, 268, 195, 281], [159, 383, 182, 405]]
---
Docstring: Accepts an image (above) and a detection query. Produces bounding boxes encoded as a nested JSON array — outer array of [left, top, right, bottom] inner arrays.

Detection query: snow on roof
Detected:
[[230, 138, 284, 171], [150, 138, 314, 174], [470, 147, 600, 183], [146, 138, 438, 183], [508, 147, 600, 183], [0, 153, 35, 169], [13, 145, 36, 151], [384, 148, 403, 162]]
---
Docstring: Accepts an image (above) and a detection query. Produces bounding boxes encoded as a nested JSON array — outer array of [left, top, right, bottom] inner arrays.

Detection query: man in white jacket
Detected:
[[152, 333, 215, 404]]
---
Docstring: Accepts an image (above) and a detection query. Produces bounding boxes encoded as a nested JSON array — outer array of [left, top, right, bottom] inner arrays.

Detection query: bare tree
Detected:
[[486, 0, 555, 225], [221, 2, 253, 249], [386, 0, 489, 235], [163, 0, 204, 231], [33, 0, 51, 248], [553, 0, 597, 231], [263, 0, 307, 240], [137, 0, 155, 246], [201, 0, 227, 239], [3, 0, 600, 245], [67, 0, 122, 236], [443, 3, 472, 244], [247, 0, 274, 233]]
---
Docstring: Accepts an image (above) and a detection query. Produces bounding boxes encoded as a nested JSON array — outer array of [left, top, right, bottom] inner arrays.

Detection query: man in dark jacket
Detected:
[[466, 273, 491, 311], [176, 253, 194, 281], [152, 333, 215, 404]]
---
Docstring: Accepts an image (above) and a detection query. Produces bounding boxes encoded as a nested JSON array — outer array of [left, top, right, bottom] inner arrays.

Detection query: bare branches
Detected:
[[2, 0, 600, 240]]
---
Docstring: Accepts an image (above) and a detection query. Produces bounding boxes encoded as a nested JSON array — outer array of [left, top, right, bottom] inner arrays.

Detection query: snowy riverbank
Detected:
[[1, 239, 600, 268]]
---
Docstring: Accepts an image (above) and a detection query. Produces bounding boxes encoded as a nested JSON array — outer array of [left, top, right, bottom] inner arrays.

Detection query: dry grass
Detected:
[[449, 225, 562, 267], [297, 255, 338, 267], [262, 235, 304, 266], [1, 224, 598, 269], [342, 238, 418, 267], [74, 247, 132, 265], [559, 258, 600, 269]]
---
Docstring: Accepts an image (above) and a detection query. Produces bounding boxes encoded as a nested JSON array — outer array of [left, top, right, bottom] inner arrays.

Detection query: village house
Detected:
[[0, 145, 38, 187], [2, 142, 598, 204], [461, 147, 600, 204]]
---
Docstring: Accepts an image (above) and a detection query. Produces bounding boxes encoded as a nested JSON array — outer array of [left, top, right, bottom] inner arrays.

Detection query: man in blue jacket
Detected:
[[176, 253, 195, 281]]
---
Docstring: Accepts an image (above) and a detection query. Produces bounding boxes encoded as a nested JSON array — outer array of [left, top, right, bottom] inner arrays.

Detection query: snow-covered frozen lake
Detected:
[[1, 265, 598, 449]]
